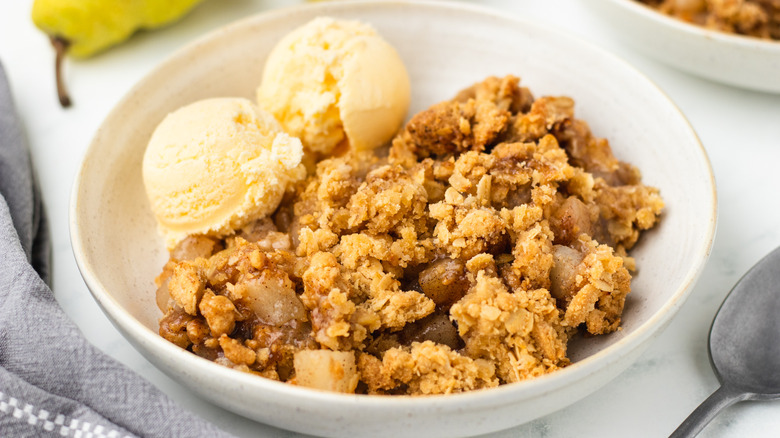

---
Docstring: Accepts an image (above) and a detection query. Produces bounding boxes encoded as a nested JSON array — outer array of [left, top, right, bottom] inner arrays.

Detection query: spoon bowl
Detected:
[[711, 248, 780, 398], [672, 246, 780, 436]]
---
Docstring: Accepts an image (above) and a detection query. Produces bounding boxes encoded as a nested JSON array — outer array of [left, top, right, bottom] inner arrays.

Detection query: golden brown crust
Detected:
[[637, 0, 780, 40], [155, 75, 664, 395], [358, 341, 499, 395]]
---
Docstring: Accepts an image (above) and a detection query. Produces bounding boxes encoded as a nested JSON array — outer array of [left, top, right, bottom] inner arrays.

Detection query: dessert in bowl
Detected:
[[635, 0, 779, 40], [591, 0, 780, 93], [70, 1, 716, 436]]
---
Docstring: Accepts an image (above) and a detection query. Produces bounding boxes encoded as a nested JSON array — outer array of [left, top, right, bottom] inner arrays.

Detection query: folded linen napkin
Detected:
[[0, 61, 234, 438]]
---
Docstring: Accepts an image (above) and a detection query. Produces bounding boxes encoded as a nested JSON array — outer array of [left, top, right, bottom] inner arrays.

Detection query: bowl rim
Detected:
[[69, 0, 718, 410], [605, 0, 780, 52]]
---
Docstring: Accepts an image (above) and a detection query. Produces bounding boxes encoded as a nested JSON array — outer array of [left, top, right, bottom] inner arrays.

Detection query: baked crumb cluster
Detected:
[[156, 76, 664, 395], [637, 0, 780, 40]]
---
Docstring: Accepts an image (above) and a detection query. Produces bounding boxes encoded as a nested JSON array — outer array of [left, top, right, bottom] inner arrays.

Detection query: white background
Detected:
[[1, 0, 779, 436]]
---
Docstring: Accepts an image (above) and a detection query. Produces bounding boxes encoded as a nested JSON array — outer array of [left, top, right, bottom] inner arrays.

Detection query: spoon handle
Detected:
[[669, 385, 748, 438]]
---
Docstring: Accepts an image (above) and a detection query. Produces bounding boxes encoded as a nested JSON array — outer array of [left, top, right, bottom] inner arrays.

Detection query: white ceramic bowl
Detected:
[[70, 1, 717, 437], [591, 0, 780, 93]]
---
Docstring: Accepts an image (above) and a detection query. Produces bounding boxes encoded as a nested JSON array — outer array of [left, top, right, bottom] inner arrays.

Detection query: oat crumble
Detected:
[[155, 75, 664, 395], [637, 0, 780, 40]]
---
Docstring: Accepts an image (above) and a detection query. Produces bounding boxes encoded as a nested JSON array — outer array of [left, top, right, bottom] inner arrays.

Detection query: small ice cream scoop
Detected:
[[142, 97, 306, 248], [257, 17, 411, 155]]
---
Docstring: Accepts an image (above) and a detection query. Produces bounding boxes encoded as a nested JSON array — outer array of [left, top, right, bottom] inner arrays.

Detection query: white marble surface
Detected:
[[1, 0, 779, 436]]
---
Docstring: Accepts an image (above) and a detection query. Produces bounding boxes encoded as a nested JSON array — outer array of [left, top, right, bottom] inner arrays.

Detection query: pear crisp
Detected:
[[155, 75, 664, 395], [636, 0, 780, 40]]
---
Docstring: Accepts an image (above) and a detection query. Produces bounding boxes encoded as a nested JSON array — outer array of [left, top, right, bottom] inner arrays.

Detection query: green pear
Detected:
[[32, 0, 206, 107]]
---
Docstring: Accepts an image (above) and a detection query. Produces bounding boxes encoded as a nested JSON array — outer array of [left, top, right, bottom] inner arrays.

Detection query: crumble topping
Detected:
[[156, 75, 664, 395], [637, 0, 780, 40]]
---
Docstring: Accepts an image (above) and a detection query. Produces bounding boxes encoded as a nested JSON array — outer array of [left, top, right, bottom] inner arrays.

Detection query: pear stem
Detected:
[[50, 36, 71, 108]]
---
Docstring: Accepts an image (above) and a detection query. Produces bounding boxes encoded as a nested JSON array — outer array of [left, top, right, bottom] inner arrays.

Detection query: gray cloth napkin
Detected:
[[0, 62, 235, 438]]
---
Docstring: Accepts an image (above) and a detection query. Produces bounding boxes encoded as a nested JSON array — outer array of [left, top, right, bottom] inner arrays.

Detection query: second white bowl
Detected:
[[592, 0, 780, 93]]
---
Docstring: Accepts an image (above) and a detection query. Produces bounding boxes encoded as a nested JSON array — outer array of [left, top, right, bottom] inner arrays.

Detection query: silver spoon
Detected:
[[670, 246, 780, 437]]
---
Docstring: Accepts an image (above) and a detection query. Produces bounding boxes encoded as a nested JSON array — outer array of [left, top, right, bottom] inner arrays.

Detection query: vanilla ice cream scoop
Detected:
[[257, 17, 410, 155], [142, 97, 306, 248]]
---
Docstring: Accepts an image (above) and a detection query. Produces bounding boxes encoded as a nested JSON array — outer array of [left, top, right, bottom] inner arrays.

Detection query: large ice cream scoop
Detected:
[[257, 17, 410, 155], [142, 97, 306, 248]]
